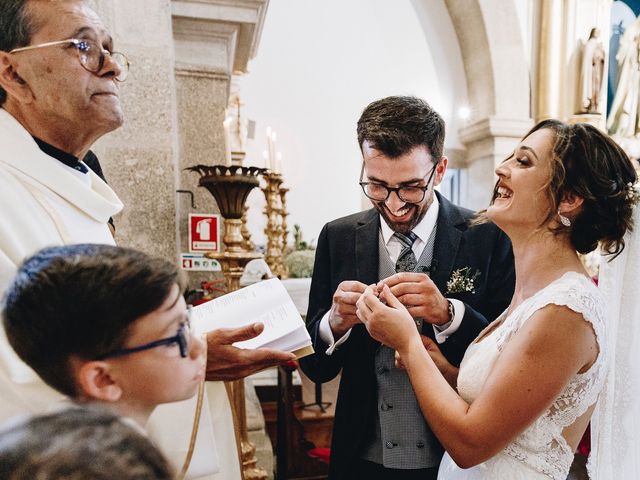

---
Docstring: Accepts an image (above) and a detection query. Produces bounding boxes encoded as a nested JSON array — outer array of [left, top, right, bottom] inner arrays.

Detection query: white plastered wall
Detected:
[[239, 0, 468, 248]]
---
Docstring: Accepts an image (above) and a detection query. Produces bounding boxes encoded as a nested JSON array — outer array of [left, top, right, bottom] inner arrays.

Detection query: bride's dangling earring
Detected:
[[558, 209, 571, 227]]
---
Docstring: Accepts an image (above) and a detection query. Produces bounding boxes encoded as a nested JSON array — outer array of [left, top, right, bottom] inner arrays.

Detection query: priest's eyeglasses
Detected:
[[359, 162, 438, 204], [97, 312, 192, 360], [10, 38, 130, 82]]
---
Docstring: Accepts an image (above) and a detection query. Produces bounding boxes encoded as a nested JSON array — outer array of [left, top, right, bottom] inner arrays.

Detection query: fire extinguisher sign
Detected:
[[188, 214, 220, 253]]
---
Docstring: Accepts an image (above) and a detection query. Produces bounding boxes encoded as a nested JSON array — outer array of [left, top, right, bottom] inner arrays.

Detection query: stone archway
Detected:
[[444, 0, 530, 119], [419, 0, 533, 208]]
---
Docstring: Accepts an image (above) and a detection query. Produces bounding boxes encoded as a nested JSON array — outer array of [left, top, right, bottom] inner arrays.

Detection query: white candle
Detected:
[[263, 150, 270, 170], [223, 117, 232, 166], [276, 152, 282, 174], [270, 131, 277, 167], [266, 127, 273, 170]]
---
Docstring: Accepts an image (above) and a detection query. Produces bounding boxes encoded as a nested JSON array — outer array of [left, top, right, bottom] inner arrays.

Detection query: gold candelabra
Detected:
[[187, 164, 267, 480], [241, 205, 255, 252], [262, 171, 289, 279], [279, 184, 289, 272]]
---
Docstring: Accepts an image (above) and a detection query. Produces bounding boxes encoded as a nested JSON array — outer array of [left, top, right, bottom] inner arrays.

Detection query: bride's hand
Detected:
[[357, 284, 420, 352]]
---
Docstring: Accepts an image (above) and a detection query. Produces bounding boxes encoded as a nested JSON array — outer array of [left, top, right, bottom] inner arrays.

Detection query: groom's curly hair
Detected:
[[357, 96, 445, 162], [491, 119, 637, 258]]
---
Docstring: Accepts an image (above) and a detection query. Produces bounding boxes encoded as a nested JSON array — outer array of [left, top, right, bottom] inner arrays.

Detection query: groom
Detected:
[[300, 96, 515, 480]]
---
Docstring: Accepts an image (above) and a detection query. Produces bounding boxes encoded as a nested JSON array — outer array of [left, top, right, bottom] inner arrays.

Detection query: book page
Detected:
[[190, 278, 312, 353]]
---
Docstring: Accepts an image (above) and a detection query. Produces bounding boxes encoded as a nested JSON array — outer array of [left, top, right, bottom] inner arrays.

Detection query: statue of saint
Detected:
[[607, 17, 640, 137], [579, 28, 606, 114]]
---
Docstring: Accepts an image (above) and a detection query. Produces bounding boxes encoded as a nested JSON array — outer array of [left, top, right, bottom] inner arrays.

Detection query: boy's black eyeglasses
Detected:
[[359, 162, 438, 204], [96, 311, 192, 360]]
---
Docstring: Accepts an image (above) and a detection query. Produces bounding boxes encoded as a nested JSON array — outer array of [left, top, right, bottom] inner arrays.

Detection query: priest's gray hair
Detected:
[[0, 0, 34, 105]]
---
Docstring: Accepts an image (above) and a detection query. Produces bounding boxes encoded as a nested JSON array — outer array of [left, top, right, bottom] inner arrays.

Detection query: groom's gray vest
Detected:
[[360, 227, 444, 468]]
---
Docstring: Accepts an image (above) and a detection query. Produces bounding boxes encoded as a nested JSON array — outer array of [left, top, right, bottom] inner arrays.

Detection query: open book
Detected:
[[190, 278, 314, 359]]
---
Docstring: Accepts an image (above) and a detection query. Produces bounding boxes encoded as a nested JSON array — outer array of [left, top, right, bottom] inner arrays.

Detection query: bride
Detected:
[[356, 119, 638, 479]]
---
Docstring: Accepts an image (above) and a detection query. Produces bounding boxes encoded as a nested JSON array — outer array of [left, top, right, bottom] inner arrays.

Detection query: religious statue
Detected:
[[607, 17, 640, 137], [579, 28, 605, 114]]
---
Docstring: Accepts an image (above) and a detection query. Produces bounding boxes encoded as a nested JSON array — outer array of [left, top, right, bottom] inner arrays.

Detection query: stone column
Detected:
[[171, 3, 271, 479], [532, 0, 570, 123], [90, 0, 178, 260], [172, 0, 268, 286]]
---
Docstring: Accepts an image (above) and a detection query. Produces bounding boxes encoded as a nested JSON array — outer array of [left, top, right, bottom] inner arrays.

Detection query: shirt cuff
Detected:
[[319, 310, 352, 355], [433, 299, 465, 344]]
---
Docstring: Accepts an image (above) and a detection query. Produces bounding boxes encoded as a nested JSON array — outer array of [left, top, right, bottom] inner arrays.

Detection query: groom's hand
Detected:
[[379, 272, 450, 326], [328, 280, 368, 339]]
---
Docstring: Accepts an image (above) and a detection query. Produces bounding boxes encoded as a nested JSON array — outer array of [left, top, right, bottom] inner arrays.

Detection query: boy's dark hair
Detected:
[[0, 0, 35, 105], [2, 244, 185, 397], [356, 95, 446, 161], [0, 406, 174, 480]]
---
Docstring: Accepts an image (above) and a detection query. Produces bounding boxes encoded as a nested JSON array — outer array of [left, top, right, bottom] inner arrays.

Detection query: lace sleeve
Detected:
[[494, 273, 606, 358]]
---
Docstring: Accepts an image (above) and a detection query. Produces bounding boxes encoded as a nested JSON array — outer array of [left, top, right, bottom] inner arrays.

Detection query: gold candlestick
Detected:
[[241, 205, 255, 253], [262, 171, 287, 278], [187, 164, 267, 480], [279, 186, 290, 279]]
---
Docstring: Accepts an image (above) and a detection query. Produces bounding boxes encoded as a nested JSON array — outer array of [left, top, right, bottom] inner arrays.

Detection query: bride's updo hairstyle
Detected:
[[531, 119, 638, 257]]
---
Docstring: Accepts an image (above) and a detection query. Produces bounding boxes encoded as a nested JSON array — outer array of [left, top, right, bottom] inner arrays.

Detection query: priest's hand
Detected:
[[205, 323, 296, 381]]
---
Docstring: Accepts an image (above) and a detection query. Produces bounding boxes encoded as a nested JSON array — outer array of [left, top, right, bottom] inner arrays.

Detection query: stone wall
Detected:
[[90, 0, 179, 260]]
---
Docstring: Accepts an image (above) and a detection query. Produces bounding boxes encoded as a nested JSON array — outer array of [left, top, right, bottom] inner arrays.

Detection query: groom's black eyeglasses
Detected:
[[359, 162, 438, 204]]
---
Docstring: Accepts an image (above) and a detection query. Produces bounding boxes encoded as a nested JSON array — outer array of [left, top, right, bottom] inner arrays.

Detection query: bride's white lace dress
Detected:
[[438, 272, 607, 480]]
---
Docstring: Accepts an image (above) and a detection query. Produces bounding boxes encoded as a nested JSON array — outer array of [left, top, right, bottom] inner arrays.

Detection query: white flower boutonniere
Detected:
[[446, 267, 481, 294]]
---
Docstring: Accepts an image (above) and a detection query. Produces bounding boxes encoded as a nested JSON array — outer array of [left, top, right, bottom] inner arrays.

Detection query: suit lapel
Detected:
[[355, 209, 380, 285], [430, 193, 466, 292]]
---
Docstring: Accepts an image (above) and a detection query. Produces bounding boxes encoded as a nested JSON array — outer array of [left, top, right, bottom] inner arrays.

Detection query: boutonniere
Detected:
[[446, 267, 481, 294]]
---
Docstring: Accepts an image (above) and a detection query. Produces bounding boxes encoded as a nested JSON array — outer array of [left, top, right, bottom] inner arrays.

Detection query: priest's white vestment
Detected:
[[0, 108, 239, 480]]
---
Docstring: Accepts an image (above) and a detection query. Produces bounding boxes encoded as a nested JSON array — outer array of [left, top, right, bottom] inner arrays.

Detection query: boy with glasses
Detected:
[[1, 244, 205, 427]]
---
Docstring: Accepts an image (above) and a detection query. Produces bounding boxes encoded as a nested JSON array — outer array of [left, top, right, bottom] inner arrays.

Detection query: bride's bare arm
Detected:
[[396, 336, 459, 388], [357, 285, 597, 468]]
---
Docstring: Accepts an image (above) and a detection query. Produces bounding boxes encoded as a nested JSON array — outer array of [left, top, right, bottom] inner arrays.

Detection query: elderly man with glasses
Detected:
[[300, 96, 516, 480], [0, 1, 294, 479]]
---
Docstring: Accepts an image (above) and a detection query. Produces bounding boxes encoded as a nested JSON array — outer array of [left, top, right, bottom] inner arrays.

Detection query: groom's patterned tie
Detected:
[[394, 231, 418, 272]]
